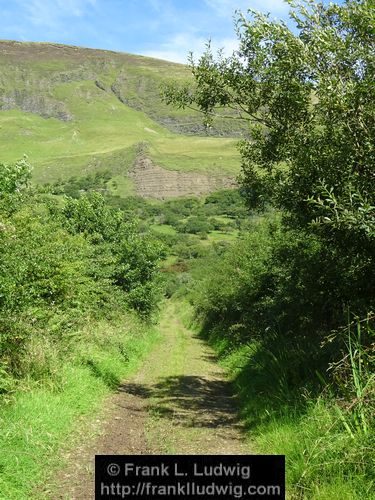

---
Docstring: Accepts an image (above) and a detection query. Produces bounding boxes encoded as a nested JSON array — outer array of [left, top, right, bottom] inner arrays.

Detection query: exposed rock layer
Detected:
[[129, 156, 237, 199]]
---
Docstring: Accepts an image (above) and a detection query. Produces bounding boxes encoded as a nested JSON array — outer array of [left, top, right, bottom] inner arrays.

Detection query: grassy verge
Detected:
[[177, 293, 374, 500], [198, 332, 374, 499], [0, 315, 159, 499]]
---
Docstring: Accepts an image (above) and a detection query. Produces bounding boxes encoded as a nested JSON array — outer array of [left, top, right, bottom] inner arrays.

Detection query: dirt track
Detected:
[[46, 301, 248, 499]]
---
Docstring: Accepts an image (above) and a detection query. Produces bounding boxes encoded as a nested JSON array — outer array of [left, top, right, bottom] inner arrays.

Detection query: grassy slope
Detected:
[[0, 315, 159, 499], [0, 41, 242, 187], [214, 341, 375, 500]]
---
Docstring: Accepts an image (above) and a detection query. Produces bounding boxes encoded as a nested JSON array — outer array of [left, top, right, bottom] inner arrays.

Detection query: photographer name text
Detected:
[[123, 463, 251, 480]]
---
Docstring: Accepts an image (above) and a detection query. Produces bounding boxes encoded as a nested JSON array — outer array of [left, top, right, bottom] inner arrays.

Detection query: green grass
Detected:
[[211, 215, 235, 224], [0, 365, 108, 499], [150, 224, 177, 235], [108, 174, 135, 197], [205, 229, 239, 243], [254, 401, 374, 500], [149, 136, 241, 174], [162, 255, 179, 267], [0, 316, 159, 499], [198, 333, 375, 499], [0, 41, 242, 187], [0, 95, 240, 184]]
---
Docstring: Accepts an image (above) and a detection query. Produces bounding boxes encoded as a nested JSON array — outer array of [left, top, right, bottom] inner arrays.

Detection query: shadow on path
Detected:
[[119, 375, 242, 432]]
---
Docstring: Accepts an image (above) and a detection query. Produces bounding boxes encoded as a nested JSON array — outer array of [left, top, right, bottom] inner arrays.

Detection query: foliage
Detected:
[[0, 159, 163, 387], [162, 3, 375, 494], [113, 231, 165, 315], [59, 191, 124, 241], [51, 170, 112, 198], [0, 157, 32, 214], [163, 0, 374, 230], [0, 157, 31, 194], [198, 306, 375, 499], [164, 0, 375, 344], [0, 159, 164, 496], [59, 192, 164, 315], [176, 216, 213, 235], [190, 224, 375, 496], [204, 189, 248, 218]]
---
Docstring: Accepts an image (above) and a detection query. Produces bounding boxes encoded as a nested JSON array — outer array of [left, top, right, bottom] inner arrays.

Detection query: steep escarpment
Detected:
[[0, 40, 246, 137], [129, 155, 237, 199], [0, 40, 242, 190]]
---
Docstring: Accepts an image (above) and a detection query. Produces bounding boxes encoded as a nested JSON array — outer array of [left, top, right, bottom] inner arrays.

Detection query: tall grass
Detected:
[[333, 317, 374, 439], [0, 315, 159, 499], [193, 312, 375, 499]]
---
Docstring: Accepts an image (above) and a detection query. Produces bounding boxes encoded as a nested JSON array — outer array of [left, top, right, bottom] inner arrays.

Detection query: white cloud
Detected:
[[147, 0, 165, 12], [19, 0, 96, 27], [204, 0, 289, 17], [143, 0, 290, 63], [143, 32, 239, 64]]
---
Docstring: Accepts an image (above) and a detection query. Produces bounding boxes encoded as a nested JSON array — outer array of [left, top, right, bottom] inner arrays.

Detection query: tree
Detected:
[[162, 0, 374, 235], [0, 157, 31, 194], [0, 157, 32, 214], [56, 192, 164, 316], [162, 0, 375, 324]]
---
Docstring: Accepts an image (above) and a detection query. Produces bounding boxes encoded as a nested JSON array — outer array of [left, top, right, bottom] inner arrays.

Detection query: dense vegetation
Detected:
[[0, 158, 164, 497], [0, 152, 249, 496], [1, 0, 374, 497], [0, 158, 164, 390], [164, 0, 374, 497]]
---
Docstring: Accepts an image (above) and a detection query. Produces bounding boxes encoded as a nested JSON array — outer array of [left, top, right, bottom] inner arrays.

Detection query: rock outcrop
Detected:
[[129, 155, 237, 199]]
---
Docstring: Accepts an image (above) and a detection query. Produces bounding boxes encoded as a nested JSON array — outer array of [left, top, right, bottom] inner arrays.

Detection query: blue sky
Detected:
[[0, 0, 343, 63]]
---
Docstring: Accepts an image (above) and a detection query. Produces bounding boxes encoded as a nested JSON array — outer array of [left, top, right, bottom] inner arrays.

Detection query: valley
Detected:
[[1, 3, 374, 496]]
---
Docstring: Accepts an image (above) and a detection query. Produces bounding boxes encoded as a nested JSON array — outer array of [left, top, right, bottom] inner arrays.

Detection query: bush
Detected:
[[0, 160, 164, 387], [191, 207, 374, 386], [177, 216, 213, 235]]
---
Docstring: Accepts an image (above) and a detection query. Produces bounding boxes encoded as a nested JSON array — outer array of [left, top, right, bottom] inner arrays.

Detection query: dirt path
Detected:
[[47, 300, 248, 499]]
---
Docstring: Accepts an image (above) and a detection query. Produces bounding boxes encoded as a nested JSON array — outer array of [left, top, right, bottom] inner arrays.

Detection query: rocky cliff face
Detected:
[[0, 40, 247, 136], [129, 155, 237, 199], [0, 90, 73, 121]]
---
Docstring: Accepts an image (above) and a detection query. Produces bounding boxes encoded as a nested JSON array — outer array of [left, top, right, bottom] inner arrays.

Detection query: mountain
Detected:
[[0, 40, 243, 198]]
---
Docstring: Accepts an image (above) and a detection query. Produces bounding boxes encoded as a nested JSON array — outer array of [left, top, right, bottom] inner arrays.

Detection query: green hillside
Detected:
[[0, 40, 243, 191]]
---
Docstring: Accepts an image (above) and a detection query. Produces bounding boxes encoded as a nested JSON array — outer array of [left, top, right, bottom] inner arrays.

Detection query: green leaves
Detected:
[[0, 158, 32, 215], [56, 191, 164, 317], [0, 157, 31, 195], [163, 1, 374, 231], [309, 182, 375, 239], [60, 191, 124, 242], [0, 167, 164, 379], [164, 1, 374, 401]]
